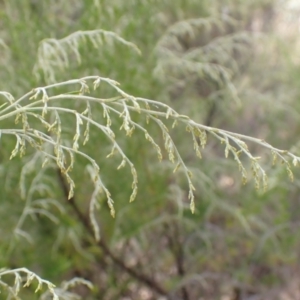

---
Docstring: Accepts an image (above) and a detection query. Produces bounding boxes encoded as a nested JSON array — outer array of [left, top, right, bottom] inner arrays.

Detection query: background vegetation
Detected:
[[1, 0, 300, 299]]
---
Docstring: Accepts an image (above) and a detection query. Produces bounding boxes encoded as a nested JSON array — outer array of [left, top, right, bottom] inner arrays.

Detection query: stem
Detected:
[[165, 222, 190, 300]]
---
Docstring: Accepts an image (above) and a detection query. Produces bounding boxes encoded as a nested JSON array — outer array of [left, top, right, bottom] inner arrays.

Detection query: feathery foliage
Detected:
[[1, 0, 300, 299]]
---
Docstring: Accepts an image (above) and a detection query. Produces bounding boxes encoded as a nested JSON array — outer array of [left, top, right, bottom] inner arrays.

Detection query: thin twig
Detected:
[[165, 222, 190, 300]]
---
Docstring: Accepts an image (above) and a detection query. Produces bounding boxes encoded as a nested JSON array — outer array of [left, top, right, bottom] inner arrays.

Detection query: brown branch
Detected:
[[56, 168, 168, 297], [164, 222, 190, 300]]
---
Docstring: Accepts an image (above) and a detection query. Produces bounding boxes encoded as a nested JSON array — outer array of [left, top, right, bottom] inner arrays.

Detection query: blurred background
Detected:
[[1, 0, 300, 299]]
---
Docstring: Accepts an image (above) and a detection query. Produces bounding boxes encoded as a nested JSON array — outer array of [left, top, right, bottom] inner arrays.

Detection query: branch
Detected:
[[164, 222, 189, 300]]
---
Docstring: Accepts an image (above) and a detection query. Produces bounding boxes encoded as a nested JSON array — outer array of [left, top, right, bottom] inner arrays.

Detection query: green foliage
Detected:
[[1, 0, 300, 299]]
